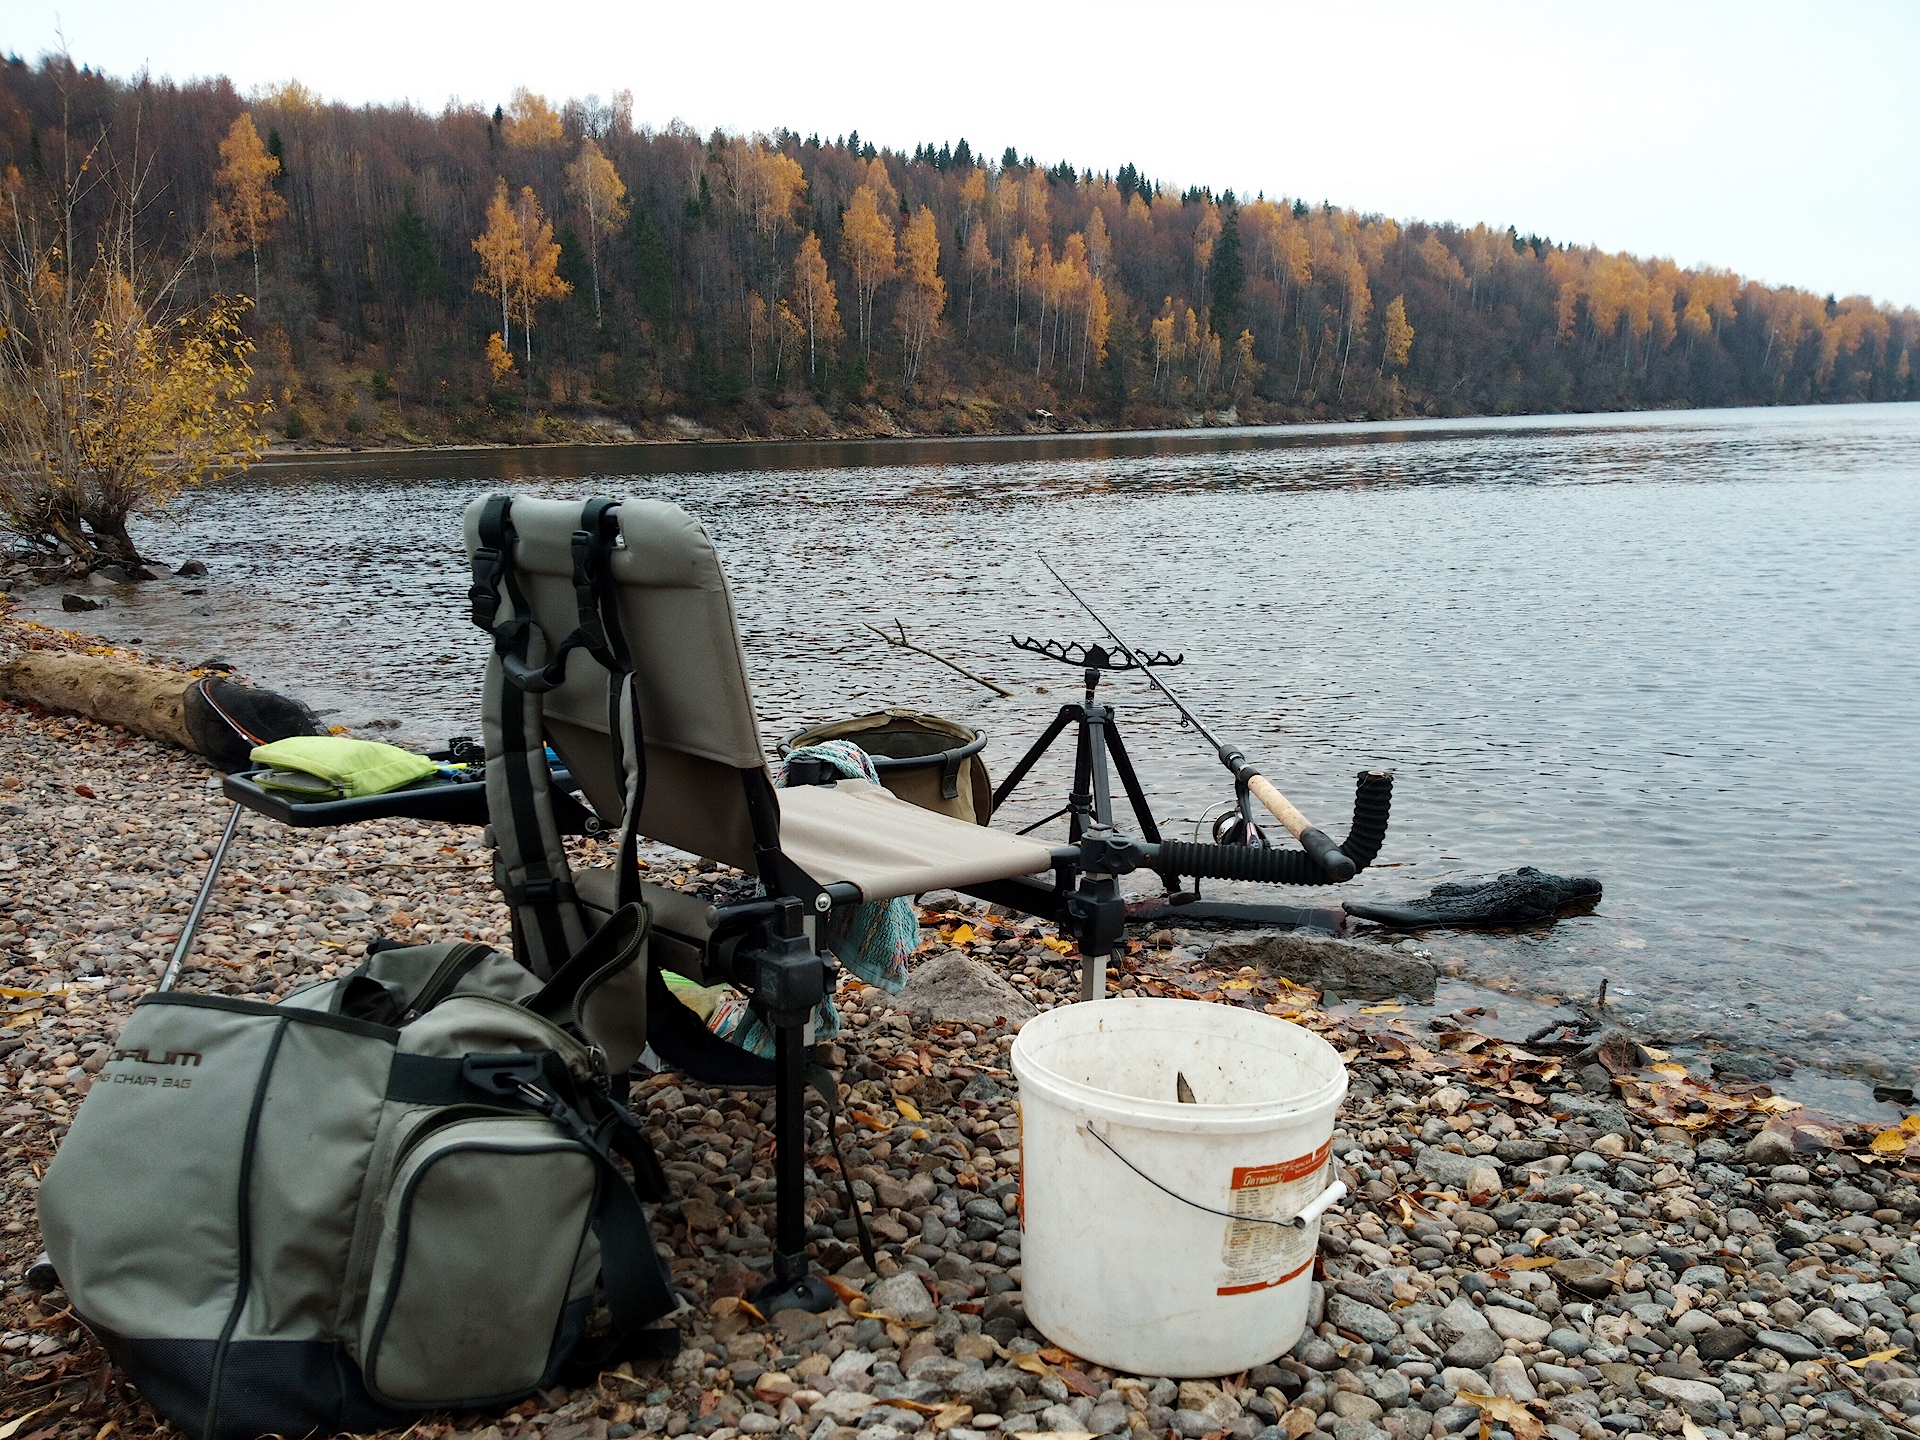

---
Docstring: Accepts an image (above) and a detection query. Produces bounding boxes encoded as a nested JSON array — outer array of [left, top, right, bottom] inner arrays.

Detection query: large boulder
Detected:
[[885, 952, 1037, 1028], [1208, 931, 1437, 1000]]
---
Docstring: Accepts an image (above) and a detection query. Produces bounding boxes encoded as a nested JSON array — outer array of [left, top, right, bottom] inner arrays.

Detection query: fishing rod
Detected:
[[1040, 559, 1358, 883]]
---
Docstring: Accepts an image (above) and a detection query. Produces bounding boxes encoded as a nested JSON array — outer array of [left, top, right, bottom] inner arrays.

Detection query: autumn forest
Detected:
[[4, 54, 1916, 448]]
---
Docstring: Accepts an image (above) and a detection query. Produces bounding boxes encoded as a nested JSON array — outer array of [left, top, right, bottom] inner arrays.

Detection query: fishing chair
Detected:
[[464, 493, 1079, 1312]]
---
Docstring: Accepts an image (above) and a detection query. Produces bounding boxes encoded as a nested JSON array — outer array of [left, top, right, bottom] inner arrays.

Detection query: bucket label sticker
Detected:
[[1217, 1139, 1331, 1296]]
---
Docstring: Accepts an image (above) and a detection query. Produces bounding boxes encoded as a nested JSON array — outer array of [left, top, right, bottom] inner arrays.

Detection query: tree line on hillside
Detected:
[[2, 53, 1915, 447]]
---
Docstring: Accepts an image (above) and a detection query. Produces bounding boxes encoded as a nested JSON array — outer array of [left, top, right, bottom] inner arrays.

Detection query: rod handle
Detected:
[[1247, 775, 1357, 881]]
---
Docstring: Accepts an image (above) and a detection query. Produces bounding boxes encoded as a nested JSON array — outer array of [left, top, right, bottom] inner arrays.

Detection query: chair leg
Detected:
[[751, 1018, 837, 1314], [159, 802, 243, 993]]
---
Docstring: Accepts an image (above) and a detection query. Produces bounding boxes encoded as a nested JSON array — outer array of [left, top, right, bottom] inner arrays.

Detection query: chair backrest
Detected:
[[464, 494, 772, 870]]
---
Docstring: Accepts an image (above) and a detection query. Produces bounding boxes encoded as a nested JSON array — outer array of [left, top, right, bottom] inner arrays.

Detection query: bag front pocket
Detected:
[[359, 1117, 598, 1407]]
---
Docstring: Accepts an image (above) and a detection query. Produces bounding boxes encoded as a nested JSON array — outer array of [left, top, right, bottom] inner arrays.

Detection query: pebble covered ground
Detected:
[[6, 615, 1920, 1440]]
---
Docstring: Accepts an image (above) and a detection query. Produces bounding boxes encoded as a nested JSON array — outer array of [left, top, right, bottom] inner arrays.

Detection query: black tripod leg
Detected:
[[991, 705, 1078, 814], [1069, 724, 1093, 843], [1103, 726, 1163, 843], [751, 1020, 836, 1314]]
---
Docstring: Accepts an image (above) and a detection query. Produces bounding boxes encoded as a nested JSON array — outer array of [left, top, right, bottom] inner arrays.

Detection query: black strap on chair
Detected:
[[471, 494, 649, 976]]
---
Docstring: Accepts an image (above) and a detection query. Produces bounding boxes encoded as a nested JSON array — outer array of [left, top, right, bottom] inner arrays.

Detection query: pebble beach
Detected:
[[6, 612, 1920, 1440]]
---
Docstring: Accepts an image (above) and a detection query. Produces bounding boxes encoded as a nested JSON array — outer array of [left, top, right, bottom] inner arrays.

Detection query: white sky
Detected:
[[12, 0, 1920, 308]]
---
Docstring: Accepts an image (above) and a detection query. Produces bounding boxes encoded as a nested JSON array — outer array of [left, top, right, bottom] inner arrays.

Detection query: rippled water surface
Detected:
[[30, 405, 1920, 1090]]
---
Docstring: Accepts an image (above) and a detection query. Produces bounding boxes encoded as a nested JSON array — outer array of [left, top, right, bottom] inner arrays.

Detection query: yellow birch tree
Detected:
[[210, 113, 286, 306], [839, 184, 895, 362], [896, 206, 945, 389], [512, 185, 571, 365], [472, 178, 527, 354], [565, 139, 630, 324], [791, 232, 842, 377]]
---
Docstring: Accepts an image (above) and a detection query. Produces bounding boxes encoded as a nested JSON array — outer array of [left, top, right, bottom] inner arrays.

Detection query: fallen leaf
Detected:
[[736, 1299, 766, 1323], [930, 1404, 974, 1432], [895, 1097, 922, 1121], [1650, 1063, 1690, 1079], [1011, 1352, 1056, 1379], [4, 1009, 43, 1029], [1055, 1365, 1101, 1398], [1358, 1003, 1404, 1015], [878, 1397, 944, 1414], [1642, 1045, 1671, 1060], [1681, 1420, 1707, 1440], [1458, 1392, 1544, 1440], [1844, 1347, 1905, 1367], [0, 1407, 51, 1440], [1905, 1114, 1920, 1133], [850, 1110, 889, 1131], [1872, 1129, 1910, 1154], [72, 783, 95, 798], [1039, 936, 1075, 953], [822, 1275, 867, 1305], [946, 924, 976, 945], [1281, 1409, 1317, 1440]]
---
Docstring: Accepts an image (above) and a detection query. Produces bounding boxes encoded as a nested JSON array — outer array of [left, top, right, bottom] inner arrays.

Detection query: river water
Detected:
[[24, 404, 1920, 1103]]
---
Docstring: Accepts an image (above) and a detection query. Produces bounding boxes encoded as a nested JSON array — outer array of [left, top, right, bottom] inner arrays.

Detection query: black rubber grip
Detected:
[[1156, 771, 1393, 887], [1298, 827, 1357, 882]]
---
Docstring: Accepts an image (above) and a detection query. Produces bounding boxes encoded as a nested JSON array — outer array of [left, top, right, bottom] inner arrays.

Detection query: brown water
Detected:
[[27, 405, 1920, 1104]]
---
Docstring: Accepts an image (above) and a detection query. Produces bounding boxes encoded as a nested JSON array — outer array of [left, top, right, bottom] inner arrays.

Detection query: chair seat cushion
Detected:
[[777, 780, 1056, 900]]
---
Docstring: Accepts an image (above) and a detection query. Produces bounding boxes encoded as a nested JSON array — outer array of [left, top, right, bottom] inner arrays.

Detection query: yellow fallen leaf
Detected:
[[946, 923, 976, 945], [1753, 1096, 1804, 1113], [1039, 936, 1074, 953], [1011, 1352, 1055, 1378], [1650, 1063, 1690, 1079], [1504, 1256, 1560, 1270], [1904, 1114, 1920, 1134], [930, 1404, 974, 1432], [1457, 1392, 1543, 1440], [1682, 1420, 1707, 1440], [5, 1009, 43, 1029], [1222, 979, 1253, 991], [1642, 1045, 1671, 1060], [895, 1097, 922, 1121], [0, 1405, 54, 1440], [1873, 1129, 1910, 1154], [1844, 1347, 1904, 1367], [1, 987, 59, 999], [1358, 1003, 1404, 1015], [736, 1299, 766, 1323]]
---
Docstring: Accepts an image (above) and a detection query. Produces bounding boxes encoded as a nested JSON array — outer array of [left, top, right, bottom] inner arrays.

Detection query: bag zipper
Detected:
[[401, 942, 496, 1022]]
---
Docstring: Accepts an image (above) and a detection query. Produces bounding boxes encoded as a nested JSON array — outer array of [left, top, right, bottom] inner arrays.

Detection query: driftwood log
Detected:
[[0, 649, 197, 749]]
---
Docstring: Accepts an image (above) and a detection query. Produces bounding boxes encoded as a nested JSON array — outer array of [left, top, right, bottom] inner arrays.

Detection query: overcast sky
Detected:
[[12, 0, 1919, 308]]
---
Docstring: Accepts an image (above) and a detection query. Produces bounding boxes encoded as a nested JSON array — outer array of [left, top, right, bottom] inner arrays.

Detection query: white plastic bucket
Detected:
[[1010, 997, 1347, 1377]]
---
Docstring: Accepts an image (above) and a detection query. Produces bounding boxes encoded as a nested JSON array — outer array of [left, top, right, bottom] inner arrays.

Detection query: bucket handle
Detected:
[[1080, 1124, 1349, 1230]]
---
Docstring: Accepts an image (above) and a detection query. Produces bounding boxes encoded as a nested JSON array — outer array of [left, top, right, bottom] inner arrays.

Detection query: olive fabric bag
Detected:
[[37, 904, 679, 1440]]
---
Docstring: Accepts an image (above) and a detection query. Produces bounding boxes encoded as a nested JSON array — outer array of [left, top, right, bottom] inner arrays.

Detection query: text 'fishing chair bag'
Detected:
[[37, 911, 678, 1440], [787, 710, 992, 826]]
